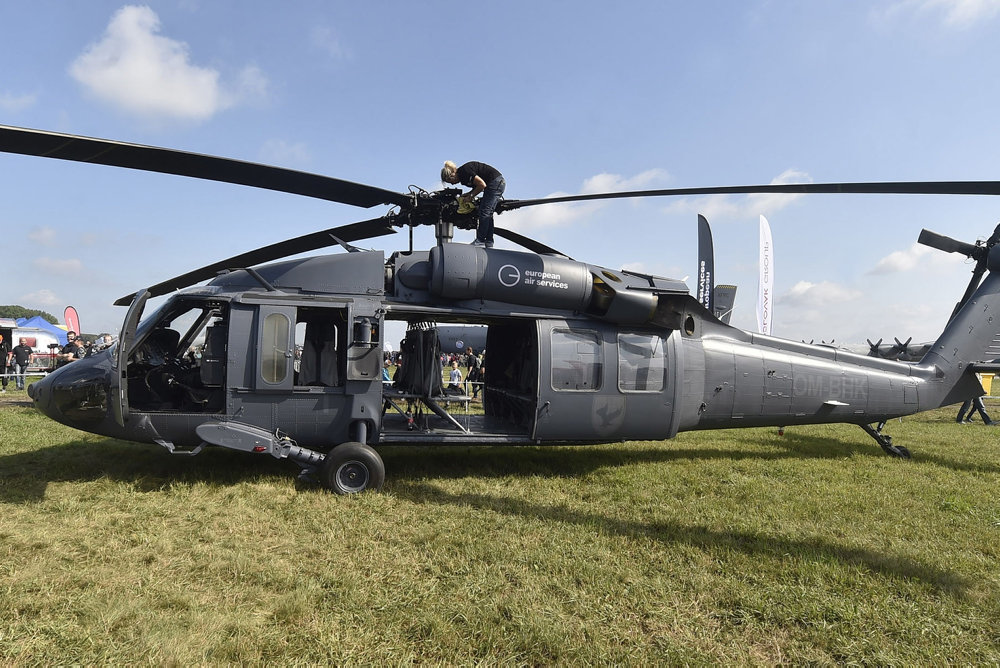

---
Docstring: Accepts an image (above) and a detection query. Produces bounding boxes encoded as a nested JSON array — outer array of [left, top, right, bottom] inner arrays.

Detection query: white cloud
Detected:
[[580, 168, 671, 194], [19, 289, 60, 307], [879, 0, 1000, 28], [310, 25, 351, 61], [868, 241, 966, 275], [0, 91, 36, 112], [780, 280, 863, 308], [260, 139, 311, 167], [500, 168, 671, 232], [69, 5, 268, 122], [33, 257, 85, 275], [662, 169, 809, 221], [28, 226, 58, 246]]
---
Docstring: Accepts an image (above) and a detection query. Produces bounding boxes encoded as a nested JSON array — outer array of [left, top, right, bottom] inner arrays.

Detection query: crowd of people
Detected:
[[0, 330, 116, 393], [382, 346, 485, 400]]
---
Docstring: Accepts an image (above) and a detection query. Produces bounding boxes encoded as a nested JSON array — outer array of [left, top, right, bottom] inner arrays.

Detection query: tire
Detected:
[[319, 442, 385, 494]]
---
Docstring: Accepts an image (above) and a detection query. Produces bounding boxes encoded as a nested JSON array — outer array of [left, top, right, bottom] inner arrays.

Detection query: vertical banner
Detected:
[[697, 214, 714, 313], [64, 306, 81, 335], [757, 215, 773, 335]]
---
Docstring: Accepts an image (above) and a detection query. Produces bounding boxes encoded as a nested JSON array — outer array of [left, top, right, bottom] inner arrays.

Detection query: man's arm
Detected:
[[467, 175, 487, 199]]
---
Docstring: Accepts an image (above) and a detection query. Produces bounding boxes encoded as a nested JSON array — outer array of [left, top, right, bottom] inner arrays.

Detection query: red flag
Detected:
[[64, 306, 81, 335]]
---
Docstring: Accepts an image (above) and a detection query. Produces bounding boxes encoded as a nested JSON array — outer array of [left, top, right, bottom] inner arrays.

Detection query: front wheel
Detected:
[[320, 442, 385, 494]]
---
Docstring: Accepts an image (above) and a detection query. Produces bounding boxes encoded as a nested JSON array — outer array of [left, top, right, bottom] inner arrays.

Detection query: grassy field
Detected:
[[1, 386, 999, 664]]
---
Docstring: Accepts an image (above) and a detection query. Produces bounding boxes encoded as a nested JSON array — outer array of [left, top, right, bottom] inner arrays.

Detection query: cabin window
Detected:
[[551, 329, 602, 391], [618, 333, 666, 392], [261, 312, 291, 384], [294, 307, 346, 387]]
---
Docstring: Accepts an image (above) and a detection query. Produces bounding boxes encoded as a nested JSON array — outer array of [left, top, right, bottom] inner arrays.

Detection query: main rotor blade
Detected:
[[917, 229, 979, 257], [114, 217, 396, 305], [0, 125, 411, 209], [501, 181, 1000, 211], [494, 227, 572, 258]]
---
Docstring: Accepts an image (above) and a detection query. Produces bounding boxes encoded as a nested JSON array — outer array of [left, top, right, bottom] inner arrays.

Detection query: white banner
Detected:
[[757, 215, 773, 335]]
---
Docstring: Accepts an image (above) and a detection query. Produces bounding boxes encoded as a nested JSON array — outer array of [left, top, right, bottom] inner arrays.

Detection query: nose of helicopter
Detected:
[[29, 354, 114, 428]]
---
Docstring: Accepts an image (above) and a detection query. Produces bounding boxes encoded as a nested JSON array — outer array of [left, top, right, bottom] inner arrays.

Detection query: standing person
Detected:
[[446, 360, 463, 395], [58, 331, 79, 367], [465, 346, 481, 399], [956, 397, 995, 424], [0, 334, 9, 393], [441, 160, 505, 247], [59, 336, 86, 367], [11, 337, 34, 391], [956, 373, 996, 424]]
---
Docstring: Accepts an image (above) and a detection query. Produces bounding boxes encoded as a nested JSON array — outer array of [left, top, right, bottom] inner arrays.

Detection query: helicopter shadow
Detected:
[[0, 435, 982, 592], [2, 427, 994, 505], [388, 480, 971, 596], [772, 428, 1000, 475], [0, 437, 289, 504]]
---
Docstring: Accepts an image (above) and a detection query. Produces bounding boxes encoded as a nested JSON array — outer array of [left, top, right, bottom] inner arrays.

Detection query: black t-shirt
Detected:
[[456, 161, 501, 188], [466, 354, 480, 379], [12, 345, 32, 365]]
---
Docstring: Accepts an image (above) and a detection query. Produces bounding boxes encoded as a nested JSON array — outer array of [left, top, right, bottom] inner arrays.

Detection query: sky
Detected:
[[3, 0, 1000, 347]]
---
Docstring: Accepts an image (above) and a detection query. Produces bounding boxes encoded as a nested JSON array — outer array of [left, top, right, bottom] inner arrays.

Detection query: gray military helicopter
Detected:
[[3, 124, 1000, 494]]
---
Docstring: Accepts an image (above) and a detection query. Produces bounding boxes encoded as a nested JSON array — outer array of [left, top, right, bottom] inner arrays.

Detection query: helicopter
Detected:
[[3, 124, 1000, 494]]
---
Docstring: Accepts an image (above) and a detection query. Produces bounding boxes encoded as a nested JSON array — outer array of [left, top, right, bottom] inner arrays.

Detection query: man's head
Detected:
[[19, 338, 27, 346], [67, 331, 77, 342], [441, 160, 459, 184], [465, 346, 474, 355]]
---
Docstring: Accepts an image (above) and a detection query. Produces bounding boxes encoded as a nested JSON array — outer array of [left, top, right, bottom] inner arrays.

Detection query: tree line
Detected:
[[0, 305, 59, 325]]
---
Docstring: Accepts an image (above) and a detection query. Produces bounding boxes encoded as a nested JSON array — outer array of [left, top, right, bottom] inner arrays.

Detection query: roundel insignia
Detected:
[[498, 264, 520, 287]]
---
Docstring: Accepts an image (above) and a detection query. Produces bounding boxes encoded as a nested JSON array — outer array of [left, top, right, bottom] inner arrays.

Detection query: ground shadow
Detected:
[[0, 431, 979, 593], [389, 481, 972, 596], [3, 424, 993, 505]]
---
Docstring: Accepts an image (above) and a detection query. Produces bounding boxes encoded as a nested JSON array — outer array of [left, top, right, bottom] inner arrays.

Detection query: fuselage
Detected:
[[28, 244, 946, 455]]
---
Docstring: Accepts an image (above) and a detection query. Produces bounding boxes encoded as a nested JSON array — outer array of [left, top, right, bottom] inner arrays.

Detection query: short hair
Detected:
[[441, 160, 457, 182]]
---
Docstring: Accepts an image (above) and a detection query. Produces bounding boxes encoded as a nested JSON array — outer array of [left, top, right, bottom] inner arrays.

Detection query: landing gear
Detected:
[[860, 421, 911, 459], [319, 442, 385, 494]]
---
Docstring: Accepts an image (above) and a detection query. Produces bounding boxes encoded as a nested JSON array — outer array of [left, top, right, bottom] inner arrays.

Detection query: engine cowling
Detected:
[[394, 244, 670, 325]]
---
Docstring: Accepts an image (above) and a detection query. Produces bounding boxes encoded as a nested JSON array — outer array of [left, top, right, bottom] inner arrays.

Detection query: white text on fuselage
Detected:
[[523, 269, 569, 290], [792, 374, 867, 400]]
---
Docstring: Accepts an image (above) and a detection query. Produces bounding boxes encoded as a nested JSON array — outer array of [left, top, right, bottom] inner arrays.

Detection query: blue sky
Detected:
[[3, 1, 1000, 345]]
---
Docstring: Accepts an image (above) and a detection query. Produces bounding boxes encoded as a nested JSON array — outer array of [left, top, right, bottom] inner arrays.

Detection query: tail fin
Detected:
[[920, 247, 1000, 407], [713, 284, 738, 324]]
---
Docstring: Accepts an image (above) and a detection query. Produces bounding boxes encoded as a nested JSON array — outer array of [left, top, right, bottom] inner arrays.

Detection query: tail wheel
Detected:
[[320, 442, 385, 494]]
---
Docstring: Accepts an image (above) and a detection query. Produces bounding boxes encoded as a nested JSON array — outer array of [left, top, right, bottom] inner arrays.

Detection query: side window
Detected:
[[551, 329, 602, 391], [294, 306, 346, 387], [261, 312, 291, 384], [618, 333, 666, 392]]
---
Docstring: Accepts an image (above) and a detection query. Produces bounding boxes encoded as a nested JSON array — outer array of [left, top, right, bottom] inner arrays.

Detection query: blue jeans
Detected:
[[14, 362, 29, 390], [477, 176, 505, 244]]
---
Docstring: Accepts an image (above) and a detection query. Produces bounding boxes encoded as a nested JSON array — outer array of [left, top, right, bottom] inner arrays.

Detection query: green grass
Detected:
[[2, 392, 999, 664]]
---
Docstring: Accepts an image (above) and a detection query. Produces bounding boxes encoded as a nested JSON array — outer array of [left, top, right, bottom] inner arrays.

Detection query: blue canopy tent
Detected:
[[16, 316, 68, 345]]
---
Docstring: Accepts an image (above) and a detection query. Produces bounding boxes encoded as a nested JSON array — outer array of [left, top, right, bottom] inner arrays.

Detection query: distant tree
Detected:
[[0, 305, 59, 325]]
